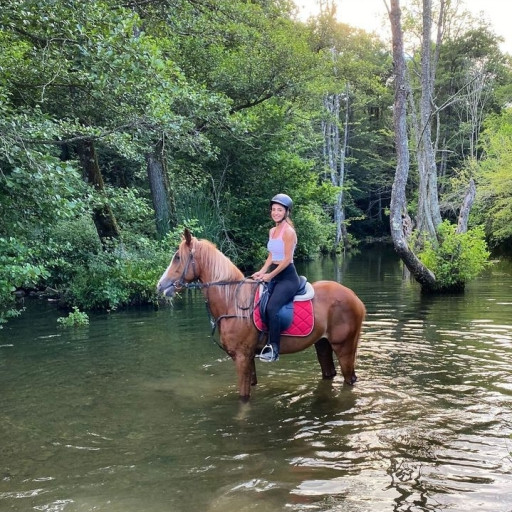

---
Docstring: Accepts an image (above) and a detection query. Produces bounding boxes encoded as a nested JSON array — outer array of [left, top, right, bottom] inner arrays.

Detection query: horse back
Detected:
[[312, 280, 366, 326]]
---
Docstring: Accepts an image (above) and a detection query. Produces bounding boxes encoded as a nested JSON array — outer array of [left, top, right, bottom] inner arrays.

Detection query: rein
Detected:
[[175, 247, 258, 301], [207, 279, 260, 352], [180, 277, 260, 351], [172, 245, 261, 352], [178, 280, 251, 291]]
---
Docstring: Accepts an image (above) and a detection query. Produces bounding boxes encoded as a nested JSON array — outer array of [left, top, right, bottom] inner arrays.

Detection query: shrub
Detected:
[[32, 216, 102, 286], [418, 220, 490, 291], [57, 307, 89, 327], [0, 237, 49, 325], [63, 252, 131, 310], [61, 229, 185, 311]]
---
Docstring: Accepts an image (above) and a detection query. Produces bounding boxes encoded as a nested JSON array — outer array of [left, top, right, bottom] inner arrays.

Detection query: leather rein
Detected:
[[173, 249, 261, 349]]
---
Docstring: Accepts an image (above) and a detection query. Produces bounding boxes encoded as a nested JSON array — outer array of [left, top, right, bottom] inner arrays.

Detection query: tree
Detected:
[[146, 139, 176, 239], [307, 7, 394, 246], [415, 0, 443, 238], [401, 0, 508, 213], [0, 0, 504, 319], [322, 84, 350, 248], [77, 140, 121, 245], [388, 0, 437, 288], [433, 19, 507, 165], [474, 110, 512, 250], [0, 0, 229, 242], [387, 0, 489, 292]]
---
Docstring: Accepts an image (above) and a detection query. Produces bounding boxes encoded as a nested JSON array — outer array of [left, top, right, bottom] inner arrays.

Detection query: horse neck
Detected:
[[195, 242, 243, 284], [205, 283, 254, 320], [195, 243, 249, 315]]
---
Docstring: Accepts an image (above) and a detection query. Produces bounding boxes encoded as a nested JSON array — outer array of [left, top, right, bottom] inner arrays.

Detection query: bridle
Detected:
[[172, 247, 199, 290], [170, 246, 261, 350], [173, 246, 258, 293]]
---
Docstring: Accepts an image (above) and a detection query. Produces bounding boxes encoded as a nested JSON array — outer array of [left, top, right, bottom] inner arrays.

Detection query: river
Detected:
[[1, 245, 511, 512]]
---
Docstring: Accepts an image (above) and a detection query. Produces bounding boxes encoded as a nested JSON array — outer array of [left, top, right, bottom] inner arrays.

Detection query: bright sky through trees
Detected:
[[296, 0, 512, 54]]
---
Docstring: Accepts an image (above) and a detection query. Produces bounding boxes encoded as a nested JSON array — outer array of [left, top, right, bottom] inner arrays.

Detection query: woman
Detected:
[[252, 193, 300, 362]]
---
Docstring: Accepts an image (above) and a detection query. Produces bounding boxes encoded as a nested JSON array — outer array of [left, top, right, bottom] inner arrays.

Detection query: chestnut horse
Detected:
[[157, 229, 365, 401]]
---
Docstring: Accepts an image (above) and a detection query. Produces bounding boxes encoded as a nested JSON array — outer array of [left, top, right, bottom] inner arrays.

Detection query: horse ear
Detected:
[[184, 228, 192, 246]]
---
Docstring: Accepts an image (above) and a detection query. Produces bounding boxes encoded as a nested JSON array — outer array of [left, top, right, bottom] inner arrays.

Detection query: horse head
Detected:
[[157, 228, 198, 298]]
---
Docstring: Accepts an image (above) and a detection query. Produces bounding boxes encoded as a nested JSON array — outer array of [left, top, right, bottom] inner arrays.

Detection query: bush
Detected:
[[33, 216, 102, 286], [294, 203, 333, 258], [0, 237, 50, 325], [57, 307, 89, 327], [418, 220, 490, 291], [63, 251, 131, 310], [61, 229, 184, 311]]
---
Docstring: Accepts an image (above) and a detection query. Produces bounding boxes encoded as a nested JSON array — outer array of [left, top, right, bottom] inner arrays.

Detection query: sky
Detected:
[[295, 0, 512, 55]]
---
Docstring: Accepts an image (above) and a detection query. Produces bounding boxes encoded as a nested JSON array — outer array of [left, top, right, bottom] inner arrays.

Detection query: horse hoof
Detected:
[[346, 373, 357, 386]]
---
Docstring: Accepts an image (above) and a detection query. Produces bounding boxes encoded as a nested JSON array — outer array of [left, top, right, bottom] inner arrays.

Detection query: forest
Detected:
[[1, 0, 511, 323]]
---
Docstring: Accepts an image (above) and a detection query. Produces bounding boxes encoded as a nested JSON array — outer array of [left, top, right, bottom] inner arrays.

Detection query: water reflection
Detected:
[[1, 249, 512, 511]]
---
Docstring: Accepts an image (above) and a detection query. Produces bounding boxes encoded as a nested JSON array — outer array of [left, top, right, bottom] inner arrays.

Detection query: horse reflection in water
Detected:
[[157, 229, 365, 402]]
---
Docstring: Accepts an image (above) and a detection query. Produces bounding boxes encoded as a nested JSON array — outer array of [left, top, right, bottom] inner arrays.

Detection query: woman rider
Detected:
[[252, 194, 300, 362]]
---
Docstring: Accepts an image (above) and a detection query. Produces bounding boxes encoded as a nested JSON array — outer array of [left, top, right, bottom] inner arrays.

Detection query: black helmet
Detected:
[[270, 193, 293, 210]]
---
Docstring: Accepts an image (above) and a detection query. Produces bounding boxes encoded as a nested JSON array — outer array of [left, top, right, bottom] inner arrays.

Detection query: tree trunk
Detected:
[[339, 86, 351, 249], [416, 0, 442, 239], [77, 139, 121, 246], [146, 139, 176, 239], [389, 0, 481, 293], [456, 179, 476, 234], [322, 84, 350, 250], [464, 64, 491, 160], [388, 0, 436, 289]]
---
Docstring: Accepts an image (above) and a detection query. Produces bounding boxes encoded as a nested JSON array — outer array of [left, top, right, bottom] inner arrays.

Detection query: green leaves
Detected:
[[474, 110, 512, 246], [0, 237, 50, 323], [0, 0, 508, 319], [57, 307, 89, 328], [418, 221, 490, 290]]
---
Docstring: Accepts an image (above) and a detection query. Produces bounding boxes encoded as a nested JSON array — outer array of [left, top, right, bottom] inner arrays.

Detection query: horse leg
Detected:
[[331, 331, 359, 386], [339, 356, 357, 386], [234, 353, 254, 402], [325, 295, 364, 386], [314, 337, 337, 380], [250, 358, 258, 386]]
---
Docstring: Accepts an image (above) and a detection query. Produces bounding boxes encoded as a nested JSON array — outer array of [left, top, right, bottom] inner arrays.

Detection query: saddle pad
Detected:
[[253, 288, 314, 337]]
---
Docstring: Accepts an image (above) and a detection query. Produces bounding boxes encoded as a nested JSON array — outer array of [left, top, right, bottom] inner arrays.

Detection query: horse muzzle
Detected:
[[157, 279, 180, 298]]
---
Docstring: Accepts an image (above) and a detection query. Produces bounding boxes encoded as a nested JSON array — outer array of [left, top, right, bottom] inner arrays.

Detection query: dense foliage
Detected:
[[417, 221, 490, 291], [57, 306, 89, 328], [474, 111, 512, 250], [0, 0, 511, 322]]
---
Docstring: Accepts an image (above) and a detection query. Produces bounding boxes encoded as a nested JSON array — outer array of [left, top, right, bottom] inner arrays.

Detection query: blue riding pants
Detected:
[[266, 263, 300, 352]]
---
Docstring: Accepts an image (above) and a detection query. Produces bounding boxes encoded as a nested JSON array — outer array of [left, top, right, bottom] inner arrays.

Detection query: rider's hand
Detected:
[[252, 271, 264, 281]]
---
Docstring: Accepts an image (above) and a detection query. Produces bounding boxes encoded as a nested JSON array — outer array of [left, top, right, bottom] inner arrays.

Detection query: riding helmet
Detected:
[[270, 193, 293, 210]]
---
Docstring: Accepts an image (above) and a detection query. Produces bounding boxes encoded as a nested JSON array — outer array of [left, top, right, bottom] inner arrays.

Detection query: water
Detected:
[[1, 246, 512, 512]]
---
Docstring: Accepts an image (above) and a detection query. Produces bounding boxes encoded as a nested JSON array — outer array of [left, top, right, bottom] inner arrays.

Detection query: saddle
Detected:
[[253, 276, 315, 337]]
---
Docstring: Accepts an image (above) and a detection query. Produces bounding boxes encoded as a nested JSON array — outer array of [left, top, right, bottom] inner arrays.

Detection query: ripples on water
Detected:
[[1, 251, 512, 511]]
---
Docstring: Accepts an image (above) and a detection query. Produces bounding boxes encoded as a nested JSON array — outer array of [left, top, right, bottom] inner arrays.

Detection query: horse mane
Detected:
[[194, 238, 244, 282], [183, 237, 253, 312]]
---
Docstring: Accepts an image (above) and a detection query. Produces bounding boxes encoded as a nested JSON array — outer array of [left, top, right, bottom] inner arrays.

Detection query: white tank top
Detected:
[[267, 224, 296, 262]]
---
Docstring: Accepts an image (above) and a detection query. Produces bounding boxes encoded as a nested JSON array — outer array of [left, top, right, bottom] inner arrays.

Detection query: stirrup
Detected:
[[258, 343, 279, 362]]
